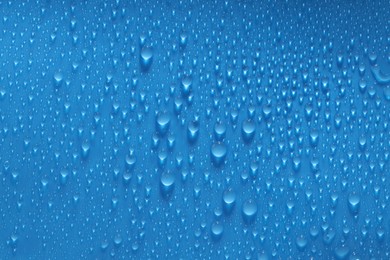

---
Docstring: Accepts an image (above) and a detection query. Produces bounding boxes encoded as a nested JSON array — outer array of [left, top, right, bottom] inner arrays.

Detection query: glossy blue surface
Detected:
[[0, 0, 389, 259]]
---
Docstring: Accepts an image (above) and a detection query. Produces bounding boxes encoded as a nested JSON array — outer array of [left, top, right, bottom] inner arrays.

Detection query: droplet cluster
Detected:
[[0, 0, 389, 259]]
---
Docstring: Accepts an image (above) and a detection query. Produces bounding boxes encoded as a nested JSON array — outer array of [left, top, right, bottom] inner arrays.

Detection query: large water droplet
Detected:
[[140, 46, 153, 71], [54, 71, 63, 87], [296, 236, 308, 251], [187, 120, 199, 144], [160, 171, 175, 198], [211, 221, 224, 241], [348, 193, 361, 216], [242, 199, 257, 223], [242, 119, 255, 143], [181, 75, 192, 96], [334, 245, 350, 259], [214, 122, 226, 140], [222, 188, 236, 214], [211, 142, 227, 167], [156, 112, 170, 136]]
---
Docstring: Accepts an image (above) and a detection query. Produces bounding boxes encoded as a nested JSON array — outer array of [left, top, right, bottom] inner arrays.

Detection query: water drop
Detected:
[[140, 46, 153, 71], [222, 188, 236, 214], [211, 142, 227, 167], [242, 199, 257, 223], [211, 221, 224, 241], [242, 119, 255, 143], [156, 112, 170, 136], [54, 71, 63, 87], [160, 171, 175, 197], [348, 193, 361, 215]]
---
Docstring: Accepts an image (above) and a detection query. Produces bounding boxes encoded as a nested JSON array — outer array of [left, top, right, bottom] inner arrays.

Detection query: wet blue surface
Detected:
[[0, 0, 390, 259]]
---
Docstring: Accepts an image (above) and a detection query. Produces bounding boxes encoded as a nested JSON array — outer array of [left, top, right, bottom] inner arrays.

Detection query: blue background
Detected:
[[0, 0, 389, 259]]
